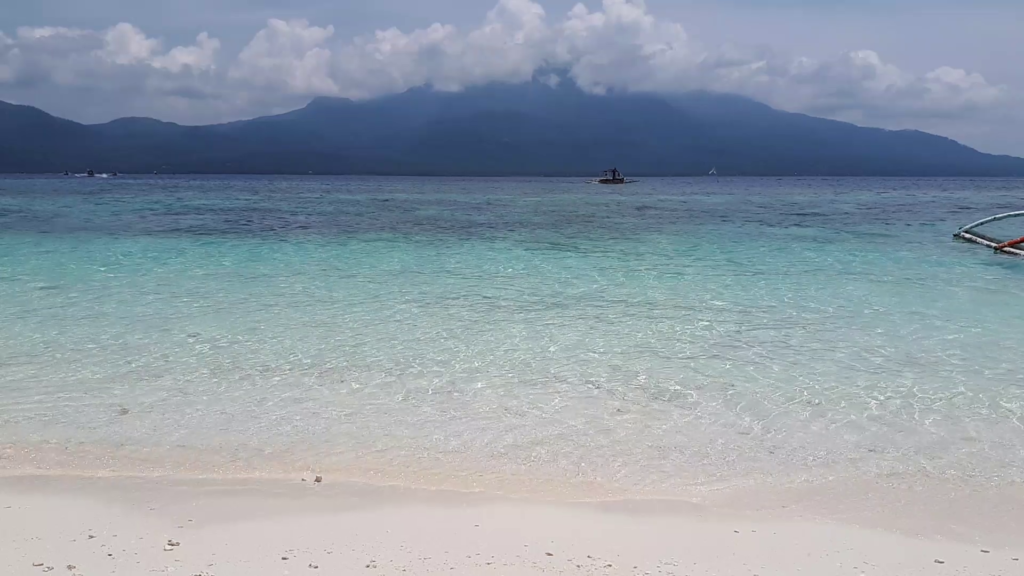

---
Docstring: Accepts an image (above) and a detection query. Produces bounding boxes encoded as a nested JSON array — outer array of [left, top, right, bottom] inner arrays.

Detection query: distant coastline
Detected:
[[6, 172, 1024, 178], [3, 79, 1024, 177]]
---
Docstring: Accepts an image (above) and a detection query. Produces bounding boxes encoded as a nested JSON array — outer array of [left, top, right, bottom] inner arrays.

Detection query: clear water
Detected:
[[1, 176, 1022, 494]]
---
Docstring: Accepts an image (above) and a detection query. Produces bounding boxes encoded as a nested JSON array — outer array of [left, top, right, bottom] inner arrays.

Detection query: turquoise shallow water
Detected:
[[1, 176, 1022, 493]]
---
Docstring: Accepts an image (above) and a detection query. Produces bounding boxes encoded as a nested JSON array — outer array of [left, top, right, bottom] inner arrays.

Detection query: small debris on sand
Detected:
[[314, 475, 323, 484], [545, 552, 554, 557], [66, 565, 77, 571], [934, 559, 945, 564], [1012, 557, 1019, 561], [980, 549, 990, 554], [164, 544, 175, 552], [308, 563, 319, 569], [42, 568, 55, 573], [167, 540, 181, 547], [32, 562, 44, 567], [87, 535, 96, 540]]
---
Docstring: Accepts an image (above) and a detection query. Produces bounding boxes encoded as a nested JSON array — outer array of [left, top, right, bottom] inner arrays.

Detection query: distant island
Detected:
[[3, 76, 1023, 177]]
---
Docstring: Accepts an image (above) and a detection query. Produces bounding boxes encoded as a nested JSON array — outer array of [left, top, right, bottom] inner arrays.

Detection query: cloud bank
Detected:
[[0, 0, 1017, 152]]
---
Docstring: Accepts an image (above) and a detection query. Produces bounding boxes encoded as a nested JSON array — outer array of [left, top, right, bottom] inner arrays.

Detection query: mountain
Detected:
[[2, 78, 1024, 176]]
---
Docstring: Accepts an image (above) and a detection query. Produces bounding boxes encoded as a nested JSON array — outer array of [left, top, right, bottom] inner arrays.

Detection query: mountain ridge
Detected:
[[2, 79, 1023, 176]]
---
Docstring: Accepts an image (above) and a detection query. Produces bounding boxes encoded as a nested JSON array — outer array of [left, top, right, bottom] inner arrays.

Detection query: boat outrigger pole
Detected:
[[954, 211, 1024, 255], [995, 236, 1024, 251]]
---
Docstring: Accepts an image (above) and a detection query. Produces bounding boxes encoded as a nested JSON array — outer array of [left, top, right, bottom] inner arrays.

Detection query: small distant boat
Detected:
[[588, 168, 637, 185], [954, 211, 1024, 255], [86, 169, 95, 177], [709, 167, 717, 176]]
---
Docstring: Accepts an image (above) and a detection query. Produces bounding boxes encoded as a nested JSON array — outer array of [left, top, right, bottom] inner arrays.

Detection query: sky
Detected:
[[2, 0, 1022, 156]]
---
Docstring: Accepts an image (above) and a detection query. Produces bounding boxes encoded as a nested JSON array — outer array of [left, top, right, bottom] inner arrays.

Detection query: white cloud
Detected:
[[223, 0, 1008, 125], [153, 32, 221, 73], [0, 23, 220, 88], [0, 0, 1017, 152], [230, 19, 337, 94], [0, 22, 226, 124], [554, 0, 699, 94], [0, 33, 11, 83], [99, 22, 161, 65], [716, 49, 1008, 124], [321, 0, 550, 98]]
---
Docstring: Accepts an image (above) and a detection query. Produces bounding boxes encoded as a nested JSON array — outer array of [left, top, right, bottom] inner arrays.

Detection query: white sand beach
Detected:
[[2, 474, 1022, 576]]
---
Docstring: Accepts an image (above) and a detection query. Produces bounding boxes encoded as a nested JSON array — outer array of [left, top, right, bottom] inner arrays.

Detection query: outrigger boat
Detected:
[[588, 168, 637, 185], [954, 211, 1024, 255]]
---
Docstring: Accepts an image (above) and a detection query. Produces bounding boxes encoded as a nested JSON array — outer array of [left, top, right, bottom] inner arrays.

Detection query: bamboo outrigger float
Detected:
[[954, 211, 1024, 255]]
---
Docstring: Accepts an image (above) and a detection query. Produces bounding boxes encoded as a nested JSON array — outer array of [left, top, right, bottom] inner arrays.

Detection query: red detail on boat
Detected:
[[995, 236, 1024, 250]]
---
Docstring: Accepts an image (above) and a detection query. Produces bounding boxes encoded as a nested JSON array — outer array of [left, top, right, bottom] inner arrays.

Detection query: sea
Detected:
[[1, 175, 1022, 497]]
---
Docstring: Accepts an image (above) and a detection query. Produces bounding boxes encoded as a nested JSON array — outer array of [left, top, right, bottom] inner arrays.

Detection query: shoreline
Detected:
[[4, 442, 1024, 546], [2, 474, 1023, 576], [6, 440, 1022, 496], [3, 474, 1023, 576]]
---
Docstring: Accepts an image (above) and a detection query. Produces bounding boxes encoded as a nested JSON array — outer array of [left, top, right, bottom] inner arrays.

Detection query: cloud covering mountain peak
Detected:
[[0, 0, 1018, 154]]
